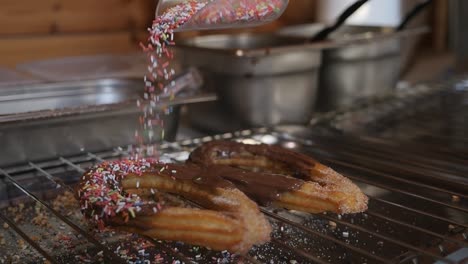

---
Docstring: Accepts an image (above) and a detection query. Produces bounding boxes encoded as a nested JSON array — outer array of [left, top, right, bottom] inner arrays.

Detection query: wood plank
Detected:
[[0, 0, 154, 35], [432, 0, 448, 52], [0, 0, 314, 36], [0, 32, 142, 66], [280, 0, 317, 24]]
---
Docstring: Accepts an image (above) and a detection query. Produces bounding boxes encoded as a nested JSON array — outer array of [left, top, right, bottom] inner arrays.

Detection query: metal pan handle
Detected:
[[396, 0, 433, 31], [310, 0, 370, 42]]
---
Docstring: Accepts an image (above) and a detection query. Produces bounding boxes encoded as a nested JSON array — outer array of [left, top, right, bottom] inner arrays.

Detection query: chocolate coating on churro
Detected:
[[188, 141, 368, 214], [189, 140, 316, 180], [79, 160, 226, 224], [78, 158, 273, 253], [78, 158, 299, 225], [208, 166, 303, 206]]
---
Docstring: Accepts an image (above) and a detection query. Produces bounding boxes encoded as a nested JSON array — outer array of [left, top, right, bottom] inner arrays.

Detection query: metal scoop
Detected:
[[155, 0, 289, 32]]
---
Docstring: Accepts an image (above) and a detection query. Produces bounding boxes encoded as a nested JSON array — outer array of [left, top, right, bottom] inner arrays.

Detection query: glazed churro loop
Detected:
[[78, 160, 271, 253], [188, 141, 368, 214]]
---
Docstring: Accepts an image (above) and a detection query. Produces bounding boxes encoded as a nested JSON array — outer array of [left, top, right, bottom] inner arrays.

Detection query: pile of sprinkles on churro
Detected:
[[78, 159, 161, 228], [136, 0, 287, 158]]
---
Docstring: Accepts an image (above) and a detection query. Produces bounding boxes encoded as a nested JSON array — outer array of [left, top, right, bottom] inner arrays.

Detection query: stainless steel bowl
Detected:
[[278, 24, 426, 112], [177, 33, 322, 127]]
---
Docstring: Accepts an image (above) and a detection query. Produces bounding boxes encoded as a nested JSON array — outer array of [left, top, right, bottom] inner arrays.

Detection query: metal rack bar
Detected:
[[315, 211, 455, 263], [306, 143, 468, 191], [320, 158, 467, 198], [302, 159, 468, 243], [338, 172, 468, 213], [300, 145, 468, 212], [87, 152, 105, 162], [59, 157, 85, 173], [328, 147, 467, 185], [269, 238, 329, 264], [337, 124, 468, 159], [275, 134, 468, 199], [0, 212, 57, 264], [364, 211, 467, 247], [260, 209, 394, 264], [28, 161, 75, 194], [369, 196, 468, 228], [0, 168, 126, 264], [345, 136, 468, 172], [295, 152, 468, 216], [332, 144, 466, 179]]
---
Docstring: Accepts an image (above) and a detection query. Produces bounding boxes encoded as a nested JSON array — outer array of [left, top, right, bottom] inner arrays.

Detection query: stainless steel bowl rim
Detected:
[[178, 33, 323, 76], [176, 33, 327, 57], [277, 24, 430, 49]]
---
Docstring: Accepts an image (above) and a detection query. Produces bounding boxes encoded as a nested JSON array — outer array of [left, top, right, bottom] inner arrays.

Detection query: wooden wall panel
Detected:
[[0, 0, 155, 66], [432, 0, 449, 52], [281, 0, 317, 24], [0, 0, 318, 66], [0, 0, 154, 35], [0, 32, 144, 66], [0, 0, 442, 66]]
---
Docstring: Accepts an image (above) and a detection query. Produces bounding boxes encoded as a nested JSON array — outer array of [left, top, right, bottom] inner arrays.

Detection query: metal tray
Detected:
[[0, 67, 43, 87], [177, 33, 322, 127], [0, 78, 216, 167], [278, 24, 428, 111], [16, 54, 150, 82]]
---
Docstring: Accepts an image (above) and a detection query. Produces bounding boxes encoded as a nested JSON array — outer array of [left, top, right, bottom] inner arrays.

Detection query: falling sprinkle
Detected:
[[136, 0, 287, 160]]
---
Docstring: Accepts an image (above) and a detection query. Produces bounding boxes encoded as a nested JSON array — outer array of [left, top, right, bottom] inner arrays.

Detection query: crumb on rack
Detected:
[[52, 191, 79, 212], [32, 212, 50, 227]]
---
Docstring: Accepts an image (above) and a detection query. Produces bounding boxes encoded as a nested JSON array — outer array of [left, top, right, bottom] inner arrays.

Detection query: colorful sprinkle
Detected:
[[78, 159, 159, 224], [136, 0, 286, 159]]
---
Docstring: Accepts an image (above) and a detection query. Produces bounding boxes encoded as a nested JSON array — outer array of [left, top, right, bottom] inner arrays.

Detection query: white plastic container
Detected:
[[155, 0, 289, 32]]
